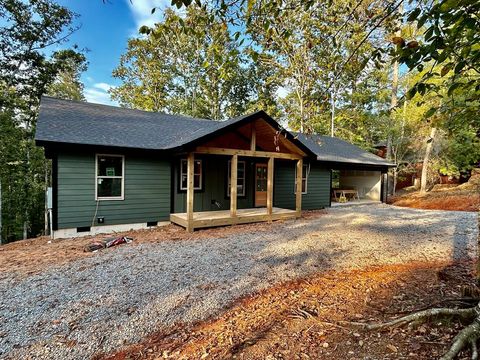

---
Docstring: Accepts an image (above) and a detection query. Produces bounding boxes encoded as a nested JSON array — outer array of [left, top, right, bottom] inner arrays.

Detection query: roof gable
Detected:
[[35, 97, 314, 157]]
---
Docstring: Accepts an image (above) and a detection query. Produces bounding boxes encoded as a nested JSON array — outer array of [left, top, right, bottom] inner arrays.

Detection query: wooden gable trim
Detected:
[[174, 111, 315, 158], [194, 147, 303, 160]]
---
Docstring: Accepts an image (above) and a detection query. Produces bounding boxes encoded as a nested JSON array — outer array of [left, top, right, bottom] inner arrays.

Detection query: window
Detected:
[[180, 159, 202, 190], [96, 155, 124, 200], [295, 163, 309, 194], [227, 160, 246, 197]]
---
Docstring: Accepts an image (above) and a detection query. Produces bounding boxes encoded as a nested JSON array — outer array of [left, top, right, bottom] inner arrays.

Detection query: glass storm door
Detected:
[[255, 163, 268, 207]]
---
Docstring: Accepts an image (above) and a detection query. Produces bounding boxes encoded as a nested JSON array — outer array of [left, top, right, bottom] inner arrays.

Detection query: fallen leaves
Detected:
[[99, 260, 476, 360], [389, 188, 479, 212]]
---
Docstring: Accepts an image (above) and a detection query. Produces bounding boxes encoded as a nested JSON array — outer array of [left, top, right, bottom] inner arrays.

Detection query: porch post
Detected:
[[295, 158, 303, 217], [250, 122, 256, 151], [267, 157, 274, 216], [230, 154, 238, 221], [186, 153, 194, 232]]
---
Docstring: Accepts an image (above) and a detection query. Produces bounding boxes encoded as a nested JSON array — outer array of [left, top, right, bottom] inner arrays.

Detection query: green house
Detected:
[[35, 97, 394, 238]]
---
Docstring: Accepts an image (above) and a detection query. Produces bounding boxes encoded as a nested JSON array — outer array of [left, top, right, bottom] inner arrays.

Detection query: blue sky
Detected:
[[53, 0, 169, 105]]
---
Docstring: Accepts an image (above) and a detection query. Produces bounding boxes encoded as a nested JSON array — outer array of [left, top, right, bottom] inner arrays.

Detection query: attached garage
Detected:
[[338, 169, 382, 201], [295, 133, 395, 204]]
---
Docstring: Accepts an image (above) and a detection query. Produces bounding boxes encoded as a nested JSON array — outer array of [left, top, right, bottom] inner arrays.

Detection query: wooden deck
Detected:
[[170, 207, 298, 230]]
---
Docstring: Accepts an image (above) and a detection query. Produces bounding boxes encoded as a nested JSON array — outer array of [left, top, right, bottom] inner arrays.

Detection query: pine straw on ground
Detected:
[[390, 189, 480, 212], [98, 260, 477, 360], [0, 210, 326, 279]]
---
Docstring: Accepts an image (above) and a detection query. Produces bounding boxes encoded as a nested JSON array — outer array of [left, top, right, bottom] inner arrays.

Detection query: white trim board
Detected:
[[53, 221, 170, 240], [95, 154, 125, 201]]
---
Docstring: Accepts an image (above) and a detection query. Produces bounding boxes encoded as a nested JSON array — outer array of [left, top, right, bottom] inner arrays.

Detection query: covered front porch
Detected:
[[170, 207, 298, 229], [169, 116, 307, 232]]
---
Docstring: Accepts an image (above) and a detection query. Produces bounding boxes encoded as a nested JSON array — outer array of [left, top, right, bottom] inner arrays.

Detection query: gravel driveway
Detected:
[[0, 205, 477, 359]]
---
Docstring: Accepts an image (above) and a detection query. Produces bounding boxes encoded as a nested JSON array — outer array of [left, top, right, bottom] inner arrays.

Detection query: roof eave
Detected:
[[316, 157, 396, 168]]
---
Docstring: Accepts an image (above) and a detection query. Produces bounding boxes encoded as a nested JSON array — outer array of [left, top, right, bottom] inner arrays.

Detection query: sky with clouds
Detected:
[[53, 0, 169, 106]]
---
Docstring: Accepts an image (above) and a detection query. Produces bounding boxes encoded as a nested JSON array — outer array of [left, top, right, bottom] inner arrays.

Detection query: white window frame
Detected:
[[180, 159, 202, 190], [294, 163, 309, 194], [227, 160, 246, 197], [95, 154, 125, 201]]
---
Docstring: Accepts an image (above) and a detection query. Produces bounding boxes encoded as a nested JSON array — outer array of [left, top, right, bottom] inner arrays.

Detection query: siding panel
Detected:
[[57, 152, 171, 229], [173, 156, 254, 213], [274, 160, 330, 210]]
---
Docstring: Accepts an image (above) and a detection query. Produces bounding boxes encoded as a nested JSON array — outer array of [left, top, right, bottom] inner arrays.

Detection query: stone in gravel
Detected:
[[0, 205, 477, 360]]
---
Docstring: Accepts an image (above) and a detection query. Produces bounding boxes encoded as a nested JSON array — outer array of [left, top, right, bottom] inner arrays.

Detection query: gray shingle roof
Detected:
[[295, 133, 395, 167], [36, 97, 395, 167], [35, 96, 222, 150]]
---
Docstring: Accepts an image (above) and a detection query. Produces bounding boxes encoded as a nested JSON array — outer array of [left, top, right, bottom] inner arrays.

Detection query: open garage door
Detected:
[[339, 169, 381, 200]]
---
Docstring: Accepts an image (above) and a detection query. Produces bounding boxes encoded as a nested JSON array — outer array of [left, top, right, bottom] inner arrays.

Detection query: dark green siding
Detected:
[[57, 152, 170, 229], [173, 155, 255, 213], [274, 161, 330, 210], [173, 156, 330, 213]]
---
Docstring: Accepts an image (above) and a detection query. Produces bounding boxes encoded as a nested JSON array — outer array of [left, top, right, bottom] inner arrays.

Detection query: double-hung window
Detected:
[[295, 163, 309, 194], [96, 155, 124, 200], [180, 159, 202, 190], [227, 160, 246, 197]]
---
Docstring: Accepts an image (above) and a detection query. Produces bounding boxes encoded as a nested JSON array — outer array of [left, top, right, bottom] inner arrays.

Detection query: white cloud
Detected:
[[127, 0, 169, 31], [85, 82, 117, 106], [94, 82, 115, 92]]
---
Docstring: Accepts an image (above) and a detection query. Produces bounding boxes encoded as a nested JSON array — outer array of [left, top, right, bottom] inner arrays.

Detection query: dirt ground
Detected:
[[98, 260, 478, 360], [389, 188, 480, 212], [0, 224, 253, 278], [2, 203, 478, 359]]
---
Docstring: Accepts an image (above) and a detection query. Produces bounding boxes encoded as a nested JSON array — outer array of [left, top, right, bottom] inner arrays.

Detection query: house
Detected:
[[35, 97, 395, 238]]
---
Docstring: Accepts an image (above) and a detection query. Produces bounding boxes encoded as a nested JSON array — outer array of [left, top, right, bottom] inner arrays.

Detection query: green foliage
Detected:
[[46, 50, 88, 101], [112, 6, 275, 120], [246, 0, 394, 134], [399, 0, 480, 116], [0, 0, 84, 242]]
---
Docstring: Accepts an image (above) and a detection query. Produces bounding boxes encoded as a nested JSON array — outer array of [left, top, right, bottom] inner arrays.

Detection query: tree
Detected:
[[246, 0, 395, 135], [46, 50, 88, 101], [112, 6, 261, 120], [0, 0, 82, 241]]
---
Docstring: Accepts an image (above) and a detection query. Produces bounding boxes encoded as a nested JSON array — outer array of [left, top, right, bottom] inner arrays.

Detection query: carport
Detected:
[[294, 133, 396, 205], [331, 164, 388, 204]]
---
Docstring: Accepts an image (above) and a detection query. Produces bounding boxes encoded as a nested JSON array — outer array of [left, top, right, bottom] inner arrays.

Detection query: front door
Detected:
[[255, 163, 268, 207]]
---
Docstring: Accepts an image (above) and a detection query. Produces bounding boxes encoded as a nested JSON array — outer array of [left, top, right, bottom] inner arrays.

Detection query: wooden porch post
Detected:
[[295, 158, 303, 217], [250, 122, 256, 151], [186, 153, 194, 232], [230, 154, 238, 221], [267, 157, 274, 216]]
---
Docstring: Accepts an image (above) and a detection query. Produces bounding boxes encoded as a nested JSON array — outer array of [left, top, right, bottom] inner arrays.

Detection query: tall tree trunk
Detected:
[[387, 6, 402, 161], [298, 91, 305, 133], [330, 84, 336, 137], [330, 64, 337, 137], [392, 150, 398, 196], [420, 127, 437, 193], [392, 99, 407, 196]]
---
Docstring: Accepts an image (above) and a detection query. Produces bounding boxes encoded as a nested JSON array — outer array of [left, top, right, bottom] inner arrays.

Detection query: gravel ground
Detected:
[[0, 204, 477, 359]]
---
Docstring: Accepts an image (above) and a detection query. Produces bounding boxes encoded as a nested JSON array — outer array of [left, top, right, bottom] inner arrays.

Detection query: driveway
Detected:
[[0, 204, 477, 359]]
